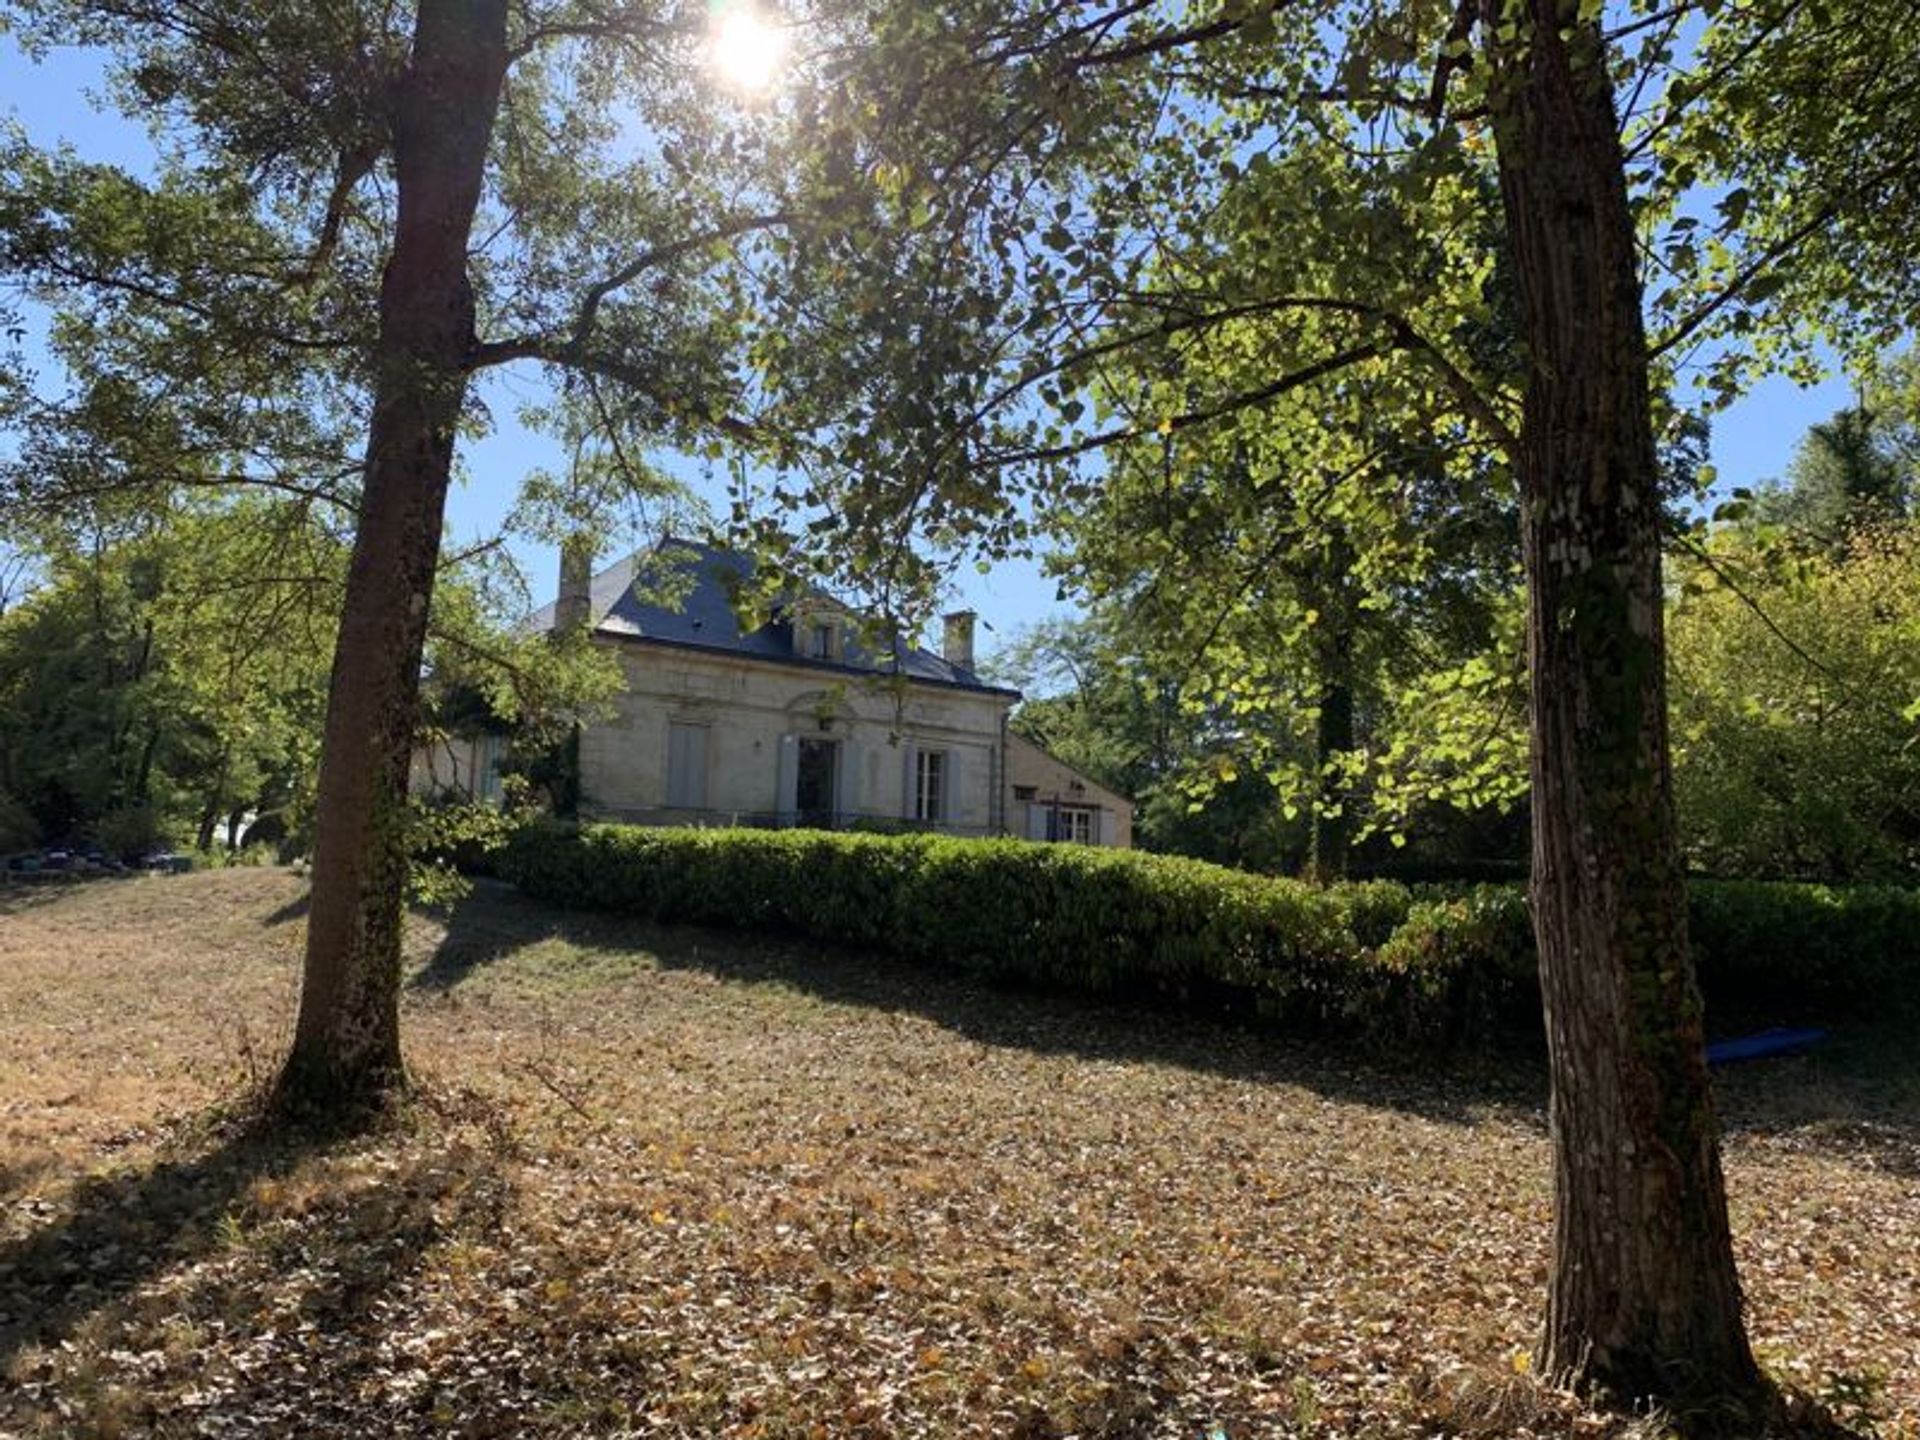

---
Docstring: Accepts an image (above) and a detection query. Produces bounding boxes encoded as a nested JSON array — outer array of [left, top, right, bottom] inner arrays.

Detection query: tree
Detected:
[[1051, 331, 1523, 877], [1473, 5, 1761, 1399], [0, 499, 339, 853], [1751, 356, 1918, 547], [991, 610, 1310, 871], [2, 0, 813, 1114], [278, 0, 514, 1109], [1670, 522, 1920, 881], [769, 0, 1845, 1411]]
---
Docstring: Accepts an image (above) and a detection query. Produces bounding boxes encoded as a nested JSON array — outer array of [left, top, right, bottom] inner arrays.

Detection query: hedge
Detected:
[[499, 822, 1920, 1045]]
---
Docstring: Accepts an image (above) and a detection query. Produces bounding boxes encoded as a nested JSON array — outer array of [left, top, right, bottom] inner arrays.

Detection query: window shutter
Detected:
[[1090, 807, 1105, 847], [943, 748, 966, 828], [1026, 802, 1050, 841], [901, 741, 918, 820], [837, 738, 861, 821], [667, 723, 708, 810], [776, 733, 798, 825]]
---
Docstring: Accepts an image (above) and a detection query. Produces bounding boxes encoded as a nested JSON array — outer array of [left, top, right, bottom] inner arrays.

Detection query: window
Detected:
[[809, 620, 835, 660], [1055, 806, 1094, 844], [666, 722, 708, 810], [475, 733, 506, 803], [1012, 784, 1037, 802], [914, 749, 947, 822]]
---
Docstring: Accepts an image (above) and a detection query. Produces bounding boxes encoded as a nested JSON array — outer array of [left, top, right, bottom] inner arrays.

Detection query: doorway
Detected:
[[796, 737, 838, 828]]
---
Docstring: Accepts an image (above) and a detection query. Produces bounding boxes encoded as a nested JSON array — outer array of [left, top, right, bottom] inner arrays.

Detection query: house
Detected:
[[415, 539, 1131, 846], [1006, 731, 1134, 848]]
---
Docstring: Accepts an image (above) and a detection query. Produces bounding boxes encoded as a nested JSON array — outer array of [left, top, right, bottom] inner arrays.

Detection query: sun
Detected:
[[709, 2, 787, 95]]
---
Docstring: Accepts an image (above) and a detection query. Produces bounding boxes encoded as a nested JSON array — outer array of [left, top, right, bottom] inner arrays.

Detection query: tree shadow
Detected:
[[414, 881, 1542, 1128], [0, 1113, 323, 1371], [262, 889, 311, 927], [418, 883, 1920, 1158], [0, 1100, 511, 1395], [1713, 1034, 1920, 1180]]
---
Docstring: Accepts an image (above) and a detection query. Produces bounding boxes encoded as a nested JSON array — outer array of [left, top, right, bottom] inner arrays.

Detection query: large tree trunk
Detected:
[[277, 0, 510, 1114], [1483, 0, 1764, 1410]]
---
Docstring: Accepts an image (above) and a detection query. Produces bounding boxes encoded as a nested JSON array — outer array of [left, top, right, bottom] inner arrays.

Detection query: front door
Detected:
[[796, 737, 838, 828]]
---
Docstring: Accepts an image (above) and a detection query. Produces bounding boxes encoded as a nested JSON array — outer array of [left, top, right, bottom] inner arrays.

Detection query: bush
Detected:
[[1687, 880, 1920, 1014], [500, 823, 1920, 1044], [503, 822, 1433, 1037]]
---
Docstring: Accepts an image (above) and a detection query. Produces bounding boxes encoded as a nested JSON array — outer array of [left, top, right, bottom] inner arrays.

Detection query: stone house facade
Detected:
[[416, 540, 1130, 846]]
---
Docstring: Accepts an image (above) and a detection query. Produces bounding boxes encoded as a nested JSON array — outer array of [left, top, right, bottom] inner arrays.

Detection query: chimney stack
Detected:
[[942, 610, 977, 671], [553, 536, 593, 634]]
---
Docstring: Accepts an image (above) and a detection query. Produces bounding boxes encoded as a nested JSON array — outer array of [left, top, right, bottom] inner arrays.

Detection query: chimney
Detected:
[[553, 536, 593, 634], [942, 610, 977, 671]]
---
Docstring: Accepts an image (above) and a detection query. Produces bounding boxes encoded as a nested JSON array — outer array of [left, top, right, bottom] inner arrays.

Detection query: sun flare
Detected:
[[710, 3, 787, 95]]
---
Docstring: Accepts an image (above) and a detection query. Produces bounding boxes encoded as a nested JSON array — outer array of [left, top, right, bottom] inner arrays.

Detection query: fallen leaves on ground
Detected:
[[1, 870, 1915, 1438]]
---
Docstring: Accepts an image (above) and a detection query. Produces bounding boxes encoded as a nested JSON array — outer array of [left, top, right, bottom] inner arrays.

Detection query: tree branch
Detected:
[[1648, 199, 1841, 361], [470, 210, 788, 368], [1062, 1, 1299, 71], [977, 339, 1391, 469]]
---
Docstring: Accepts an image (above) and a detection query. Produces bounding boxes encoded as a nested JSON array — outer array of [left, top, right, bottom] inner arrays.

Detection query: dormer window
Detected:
[[808, 620, 836, 660]]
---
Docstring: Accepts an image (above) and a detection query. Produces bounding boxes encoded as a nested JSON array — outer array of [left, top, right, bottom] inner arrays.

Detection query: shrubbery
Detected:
[[501, 822, 1920, 1044]]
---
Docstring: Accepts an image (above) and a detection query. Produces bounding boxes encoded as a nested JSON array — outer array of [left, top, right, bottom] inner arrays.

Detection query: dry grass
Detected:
[[1, 869, 1915, 1439]]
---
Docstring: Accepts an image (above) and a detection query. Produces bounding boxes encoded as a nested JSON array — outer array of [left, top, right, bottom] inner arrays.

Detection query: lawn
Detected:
[[1, 869, 1916, 1438]]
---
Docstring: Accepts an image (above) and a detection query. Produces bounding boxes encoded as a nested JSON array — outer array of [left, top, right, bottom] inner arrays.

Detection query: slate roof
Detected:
[[526, 539, 1019, 697]]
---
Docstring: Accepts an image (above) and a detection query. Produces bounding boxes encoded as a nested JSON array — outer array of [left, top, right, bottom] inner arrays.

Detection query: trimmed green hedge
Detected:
[[500, 822, 1920, 1044]]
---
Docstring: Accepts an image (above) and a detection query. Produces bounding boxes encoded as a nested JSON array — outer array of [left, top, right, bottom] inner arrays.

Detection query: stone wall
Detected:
[[579, 641, 1012, 835]]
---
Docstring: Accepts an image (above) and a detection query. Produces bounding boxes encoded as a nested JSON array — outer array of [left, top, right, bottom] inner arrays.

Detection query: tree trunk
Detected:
[[1482, 0, 1764, 1411], [276, 0, 510, 1114], [130, 719, 161, 808], [1307, 672, 1353, 878], [1304, 539, 1355, 881]]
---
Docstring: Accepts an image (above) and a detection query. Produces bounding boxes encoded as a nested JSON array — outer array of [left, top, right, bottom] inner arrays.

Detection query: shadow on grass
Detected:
[[0, 1100, 511, 1398], [0, 1113, 326, 1371], [416, 881, 1920, 1159], [0, 879, 104, 916], [413, 880, 1537, 1127], [263, 888, 311, 927], [1713, 1031, 1920, 1179]]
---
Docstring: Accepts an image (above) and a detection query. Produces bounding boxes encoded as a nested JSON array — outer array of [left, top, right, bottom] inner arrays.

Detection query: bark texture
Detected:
[[1482, 0, 1764, 1410], [278, 0, 510, 1112]]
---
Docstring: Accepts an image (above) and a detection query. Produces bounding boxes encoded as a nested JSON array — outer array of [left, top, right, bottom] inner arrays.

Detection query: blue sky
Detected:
[[0, 35, 1857, 659]]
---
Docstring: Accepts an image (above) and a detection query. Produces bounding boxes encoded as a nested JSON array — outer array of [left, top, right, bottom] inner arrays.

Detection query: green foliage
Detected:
[[1749, 360, 1918, 548], [91, 803, 174, 861], [1653, 0, 1920, 401], [1668, 523, 1920, 882], [0, 500, 336, 847], [502, 823, 1920, 1040], [406, 796, 527, 907], [1687, 881, 1920, 1015], [0, 788, 41, 851]]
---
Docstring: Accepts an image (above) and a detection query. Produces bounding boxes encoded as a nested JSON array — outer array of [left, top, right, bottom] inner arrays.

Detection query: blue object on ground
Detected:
[[1705, 1027, 1828, 1065]]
